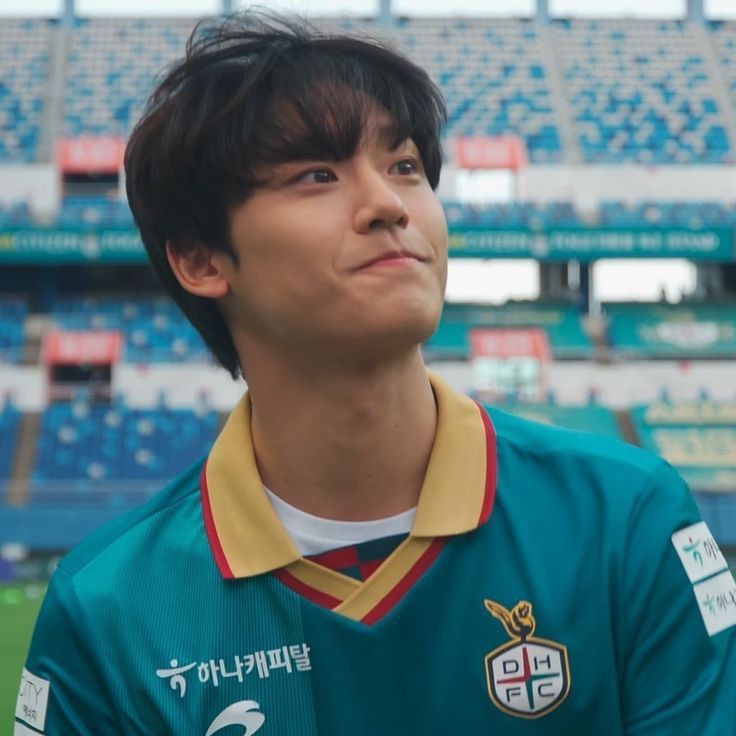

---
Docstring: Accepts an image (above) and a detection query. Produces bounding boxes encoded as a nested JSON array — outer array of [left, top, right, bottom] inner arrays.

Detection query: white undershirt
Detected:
[[264, 488, 416, 556]]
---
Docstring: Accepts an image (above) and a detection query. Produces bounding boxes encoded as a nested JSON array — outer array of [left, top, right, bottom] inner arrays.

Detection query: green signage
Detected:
[[449, 227, 735, 261], [635, 402, 736, 426], [1, 225, 734, 263], [0, 229, 147, 263]]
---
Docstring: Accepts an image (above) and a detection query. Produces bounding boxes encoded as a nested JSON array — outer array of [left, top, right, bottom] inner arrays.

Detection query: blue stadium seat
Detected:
[[443, 201, 579, 228], [0, 298, 28, 364], [50, 296, 208, 363], [396, 18, 562, 162], [31, 401, 220, 502], [60, 16, 562, 163], [554, 19, 732, 163], [0, 18, 53, 162], [0, 399, 21, 491], [63, 18, 195, 136], [600, 201, 736, 228], [57, 197, 135, 230]]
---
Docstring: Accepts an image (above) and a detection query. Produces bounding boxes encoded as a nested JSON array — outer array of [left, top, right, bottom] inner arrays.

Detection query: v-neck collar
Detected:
[[201, 372, 498, 623]]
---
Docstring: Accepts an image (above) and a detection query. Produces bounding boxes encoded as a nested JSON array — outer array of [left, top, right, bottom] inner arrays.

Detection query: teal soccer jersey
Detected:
[[16, 375, 736, 735]]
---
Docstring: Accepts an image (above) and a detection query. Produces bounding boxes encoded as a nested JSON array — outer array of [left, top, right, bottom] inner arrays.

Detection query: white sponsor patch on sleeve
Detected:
[[693, 570, 736, 637], [671, 521, 728, 583], [15, 668, 50, 733]]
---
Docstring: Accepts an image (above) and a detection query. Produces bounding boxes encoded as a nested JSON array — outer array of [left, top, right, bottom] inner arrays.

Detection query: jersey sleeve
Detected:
[[14, 566, 123, 736], [620, 460, 736, 736]]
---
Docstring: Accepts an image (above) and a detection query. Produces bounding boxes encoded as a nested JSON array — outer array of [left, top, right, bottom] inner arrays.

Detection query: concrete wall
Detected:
[[438, 164, 736, 210], [2, 360, 734, 411], [3, 163, 735, 217]]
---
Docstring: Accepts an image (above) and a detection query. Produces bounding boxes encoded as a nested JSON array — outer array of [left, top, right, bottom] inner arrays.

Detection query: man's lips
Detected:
[[358, 251, 426, 269]]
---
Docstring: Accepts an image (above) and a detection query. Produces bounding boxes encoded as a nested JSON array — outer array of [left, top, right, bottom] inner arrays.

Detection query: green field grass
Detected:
[[1, 583, 45, 734]]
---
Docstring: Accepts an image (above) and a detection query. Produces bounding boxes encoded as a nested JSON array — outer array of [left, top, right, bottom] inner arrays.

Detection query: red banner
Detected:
[[452, 136, 528, 170], [58, 136, 126, 174], [44, 330, 123, 365], [470, 328, 551, 361]]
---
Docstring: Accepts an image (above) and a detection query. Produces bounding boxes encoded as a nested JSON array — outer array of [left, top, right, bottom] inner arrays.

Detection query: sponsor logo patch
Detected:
[[206, 700, 265, 736], [671, 521, 728, 583], [693, 570, 736, 637], [484, 599, 571, 719], [15, 668, 50, 733]]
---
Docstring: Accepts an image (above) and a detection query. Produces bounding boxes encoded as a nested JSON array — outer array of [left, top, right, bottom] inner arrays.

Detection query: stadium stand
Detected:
[[5, 14, 736, 167], [0, 298, 28, 364], [397, 17, 562, 162], [425, 300, 592, 360], [0, 399, 21, 492], [58, 16, 563, 161], [51, 296, 207, 362], [631, 400, 736, 544], [31, 400, 220, 500], [553, 19, 732, 163], [444, 201, 579, 228], [63, 18, 193, 136], [709, 20, 736, 122], [604, 301, 736, 358], [599, 200, 736, 228], [57, 196, 135, 229], [0, 18, 53, 162]]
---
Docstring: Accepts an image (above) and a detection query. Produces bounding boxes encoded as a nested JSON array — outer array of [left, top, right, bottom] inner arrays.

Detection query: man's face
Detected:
[[218, 120, 448, 360]]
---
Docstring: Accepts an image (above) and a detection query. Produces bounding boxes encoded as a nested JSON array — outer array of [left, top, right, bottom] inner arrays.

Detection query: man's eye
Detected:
[[391, 159, 419, 176], [298, 169, 336, 184]]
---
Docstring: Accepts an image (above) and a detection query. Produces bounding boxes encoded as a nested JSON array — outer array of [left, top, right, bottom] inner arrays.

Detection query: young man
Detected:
[[17, 13, 735, 736]]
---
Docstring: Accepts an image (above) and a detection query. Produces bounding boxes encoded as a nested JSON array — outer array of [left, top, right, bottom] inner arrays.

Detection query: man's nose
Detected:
[[352, 169, 409, 233]]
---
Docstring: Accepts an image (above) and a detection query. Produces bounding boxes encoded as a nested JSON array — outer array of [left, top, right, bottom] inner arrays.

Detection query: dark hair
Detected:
[[125, 11, 447, 378]]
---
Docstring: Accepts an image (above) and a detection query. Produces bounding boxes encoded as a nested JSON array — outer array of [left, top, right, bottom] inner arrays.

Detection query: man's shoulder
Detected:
[[487, 404, 659, 470], [484, 404, 692, 514], [57, 458, 206, 581]]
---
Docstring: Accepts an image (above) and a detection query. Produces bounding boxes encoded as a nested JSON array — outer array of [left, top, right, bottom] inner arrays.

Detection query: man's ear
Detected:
[[166, 241, 231, 299]]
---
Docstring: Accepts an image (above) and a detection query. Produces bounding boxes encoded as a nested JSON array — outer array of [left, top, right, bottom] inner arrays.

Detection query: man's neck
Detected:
[[246, 348, 437, 521]]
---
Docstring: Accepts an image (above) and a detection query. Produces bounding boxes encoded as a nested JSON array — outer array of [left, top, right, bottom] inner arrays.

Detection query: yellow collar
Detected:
[[201, 372, 497, 579]]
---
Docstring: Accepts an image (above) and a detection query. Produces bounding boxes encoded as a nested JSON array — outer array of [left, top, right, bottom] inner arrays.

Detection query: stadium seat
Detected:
[[554, 19, 732, 163], [0, 298, 28, 364], [57, 196, 135, 230], [443, 201, 580, 228], [63, 18, 194, 136], [600, 201, 736, 228], [50, 296, 208, 363], [396, 17, 562, 162], [0, 398, 21, 492], [31, 401, 220, 502], [0, 18, 53, 162]]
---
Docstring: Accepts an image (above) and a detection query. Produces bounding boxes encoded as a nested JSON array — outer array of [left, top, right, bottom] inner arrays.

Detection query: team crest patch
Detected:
[[484, 599, 570, 719]]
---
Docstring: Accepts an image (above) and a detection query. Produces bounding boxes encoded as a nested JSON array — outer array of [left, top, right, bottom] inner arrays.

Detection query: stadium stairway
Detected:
[[695, 22, 736, 157], [537, 22, 583, 163], [37, 20, 68, 163], [615, 409, 640, 447], [6, 412, 40, 505]]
